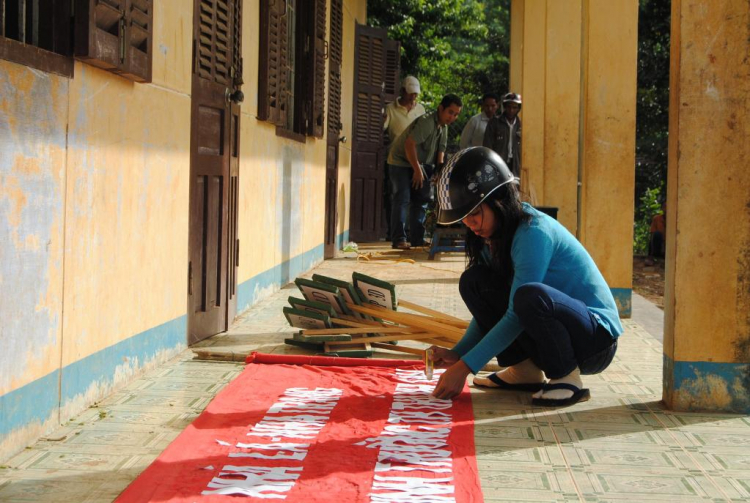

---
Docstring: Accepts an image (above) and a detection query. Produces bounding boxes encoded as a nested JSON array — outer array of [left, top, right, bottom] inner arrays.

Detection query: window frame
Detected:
[[258, 0, 326, 142], [0, 0, 73, 77]]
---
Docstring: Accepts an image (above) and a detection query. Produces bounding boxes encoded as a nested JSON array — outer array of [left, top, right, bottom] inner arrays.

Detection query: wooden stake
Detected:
[[397, 299, 470, 327], [327, 332, 436, 345], [370, 342, 425, 356], [347, 304, 464, 341], [302, 326, 424, 336]]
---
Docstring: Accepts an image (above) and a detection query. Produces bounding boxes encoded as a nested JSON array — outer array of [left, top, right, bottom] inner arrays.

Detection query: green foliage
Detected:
[[368, 0, 511, 149], [633, 184, 664, 255], [634, 0, 670, 254], [635, 0, 670, 226]]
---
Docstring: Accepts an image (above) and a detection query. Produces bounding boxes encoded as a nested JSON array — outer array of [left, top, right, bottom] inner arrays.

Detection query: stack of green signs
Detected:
[[282, 273, 392, 357]]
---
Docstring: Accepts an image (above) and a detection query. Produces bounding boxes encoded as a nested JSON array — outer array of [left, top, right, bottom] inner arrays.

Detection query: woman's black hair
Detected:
[[465, 182, 531, 282]]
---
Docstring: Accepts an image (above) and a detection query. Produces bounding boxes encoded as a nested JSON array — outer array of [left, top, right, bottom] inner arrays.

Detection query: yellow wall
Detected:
[[0, 2, 193, 460], [235, 0, 365, 304], [0, 0, 368, 461], [0, 61, 68, 395], [510, 0, 637, 314], [663, 0, 750, 412]]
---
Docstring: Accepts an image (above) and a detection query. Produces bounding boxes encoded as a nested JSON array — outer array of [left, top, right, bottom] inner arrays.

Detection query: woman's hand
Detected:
[[428, 346, 459, 367], [431, 360, 472, 400]]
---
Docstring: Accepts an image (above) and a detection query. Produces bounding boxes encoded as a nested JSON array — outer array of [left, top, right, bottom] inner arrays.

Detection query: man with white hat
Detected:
[[382, 76, 426, 240], [383, 76, 426, 142]]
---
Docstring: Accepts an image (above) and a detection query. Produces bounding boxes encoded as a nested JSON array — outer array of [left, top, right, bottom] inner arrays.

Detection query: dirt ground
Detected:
[[632, 255, 665, 309]]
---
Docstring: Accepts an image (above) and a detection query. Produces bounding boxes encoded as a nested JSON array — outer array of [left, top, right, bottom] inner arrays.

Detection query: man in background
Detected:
[[483, 92, 522, 177], [383, 76, 426, 240], [388, 94, 462, 249], [459, 93, 498, 149]]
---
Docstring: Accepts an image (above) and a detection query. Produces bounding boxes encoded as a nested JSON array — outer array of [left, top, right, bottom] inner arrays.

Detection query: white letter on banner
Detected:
[[202, 465, 302, 498], [370, 475, 455, 502], [249, 421, 324, 439], [231, 442, 310, 461]]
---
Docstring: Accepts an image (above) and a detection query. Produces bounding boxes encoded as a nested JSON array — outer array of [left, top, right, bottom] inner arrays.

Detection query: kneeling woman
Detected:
[[430, 147, 622, 406]]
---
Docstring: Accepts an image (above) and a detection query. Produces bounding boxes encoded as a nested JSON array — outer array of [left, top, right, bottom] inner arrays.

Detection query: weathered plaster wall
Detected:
[[510, 0, 637, 316], [337, 0, 367, 246], [0, 2, 192, 461], [0, 59, 69, 455], [664, 0, 750, 412], [235, 0, 366, 309], [2, 0, 367, 461]]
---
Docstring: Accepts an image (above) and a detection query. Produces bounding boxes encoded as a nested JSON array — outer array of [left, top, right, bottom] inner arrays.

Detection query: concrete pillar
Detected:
[[509, 0, 637, 316], [663, 0, 750, 412], [577, 1, 638, 317]]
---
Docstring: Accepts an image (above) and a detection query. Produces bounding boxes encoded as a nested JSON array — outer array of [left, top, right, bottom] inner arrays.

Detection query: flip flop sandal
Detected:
[[473, 372, 546, 392], [531, 382, 591, 407]]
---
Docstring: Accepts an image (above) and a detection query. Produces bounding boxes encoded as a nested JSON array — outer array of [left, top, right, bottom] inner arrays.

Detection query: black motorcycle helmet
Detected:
[[436, 147, 516, 225]]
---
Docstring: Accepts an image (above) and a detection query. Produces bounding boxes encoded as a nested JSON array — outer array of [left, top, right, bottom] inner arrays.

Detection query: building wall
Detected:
[[510, 0, 637, 316], [235, 0, 364, 310], [0, 0, 366, 462]]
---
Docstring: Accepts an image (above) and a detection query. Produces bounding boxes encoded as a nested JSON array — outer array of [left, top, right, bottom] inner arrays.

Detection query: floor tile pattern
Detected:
[[1, 245, 748, 502]]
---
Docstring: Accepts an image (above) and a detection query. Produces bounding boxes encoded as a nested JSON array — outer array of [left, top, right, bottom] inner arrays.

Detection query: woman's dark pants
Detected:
[[459, 265, 617, 379]]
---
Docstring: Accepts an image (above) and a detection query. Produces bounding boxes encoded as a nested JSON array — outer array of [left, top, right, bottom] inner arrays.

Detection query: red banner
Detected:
[[116, 353, 482, 502]]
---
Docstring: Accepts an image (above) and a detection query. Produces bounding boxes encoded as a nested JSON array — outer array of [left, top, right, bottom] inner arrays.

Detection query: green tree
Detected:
[[368, 0, 511, 149], [635, 0, 670, 216]]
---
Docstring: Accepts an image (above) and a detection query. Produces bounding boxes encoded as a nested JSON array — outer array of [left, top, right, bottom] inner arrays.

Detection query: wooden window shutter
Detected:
[[120, 0, 153, 82], [384, 39, 400, 103], [258, 0, 287, 125], [306, 0, 326, 138], [75, 0, 153, 83], [232, 0, 243, 86], [326, 0, 343, 139], [195, 0, 232, 86]]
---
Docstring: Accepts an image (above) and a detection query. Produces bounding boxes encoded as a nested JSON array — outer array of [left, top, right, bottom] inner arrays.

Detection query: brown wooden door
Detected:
[[350, 25, 399, 242], [188, 0, 242, 345], [324, 0, 344, 258]]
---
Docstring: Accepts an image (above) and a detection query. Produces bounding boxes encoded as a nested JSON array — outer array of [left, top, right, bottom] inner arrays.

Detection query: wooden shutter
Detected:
[[74, 0, 153, 83], [258, 0, 287, 125], [350, 24, 388, 242], [384, 39, 400, 103], [306, 0, 327, 138], [195, 0, 231, 86], [232, 0, 243, 86], [326, 0, 343, 139], [120, 0, 153, 82]]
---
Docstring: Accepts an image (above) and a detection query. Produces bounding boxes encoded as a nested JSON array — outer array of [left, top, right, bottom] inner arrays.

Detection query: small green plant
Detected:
[[633, 184, 664, 255]]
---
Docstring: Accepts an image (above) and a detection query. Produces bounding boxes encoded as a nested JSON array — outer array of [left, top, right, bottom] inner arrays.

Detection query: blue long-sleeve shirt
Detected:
[[454, 203, 624, 373]]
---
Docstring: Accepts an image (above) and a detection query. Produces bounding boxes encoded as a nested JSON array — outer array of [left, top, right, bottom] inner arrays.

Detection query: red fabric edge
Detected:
[[246, 352, 419, 367]]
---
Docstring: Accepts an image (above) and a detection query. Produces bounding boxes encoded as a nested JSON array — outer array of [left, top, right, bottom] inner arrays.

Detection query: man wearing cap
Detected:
[[483, 92, 522, 177], [387, 94, 463, 249], [383, 76, 426, 240], [383, 76, 426, 142], [459, 93, 499, 149]]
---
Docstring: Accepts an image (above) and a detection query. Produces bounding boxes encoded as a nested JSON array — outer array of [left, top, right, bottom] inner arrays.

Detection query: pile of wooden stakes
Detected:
[[284, 272, 469, 358]]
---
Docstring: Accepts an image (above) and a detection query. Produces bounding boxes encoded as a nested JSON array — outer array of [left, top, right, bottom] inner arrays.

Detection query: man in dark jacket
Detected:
[[483, 92, 522, 178]]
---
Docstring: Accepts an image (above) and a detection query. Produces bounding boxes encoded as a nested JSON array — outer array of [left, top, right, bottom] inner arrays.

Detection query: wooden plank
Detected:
[[327, 332, 436, 345], [324, 341, 372, 357], [371, 342, 424, 356], [301, 326, 423, 336], [347, 304, 464, 341], [397, 299, 470, 327]]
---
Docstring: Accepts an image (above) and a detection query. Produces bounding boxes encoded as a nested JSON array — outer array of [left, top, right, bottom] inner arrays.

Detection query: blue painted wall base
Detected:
[[1, 232, 350, 454], [664, 355, 750, 413]]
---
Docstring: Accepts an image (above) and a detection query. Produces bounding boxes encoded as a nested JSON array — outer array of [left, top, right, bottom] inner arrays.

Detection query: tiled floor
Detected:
[[1, 244, 749, 502]]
